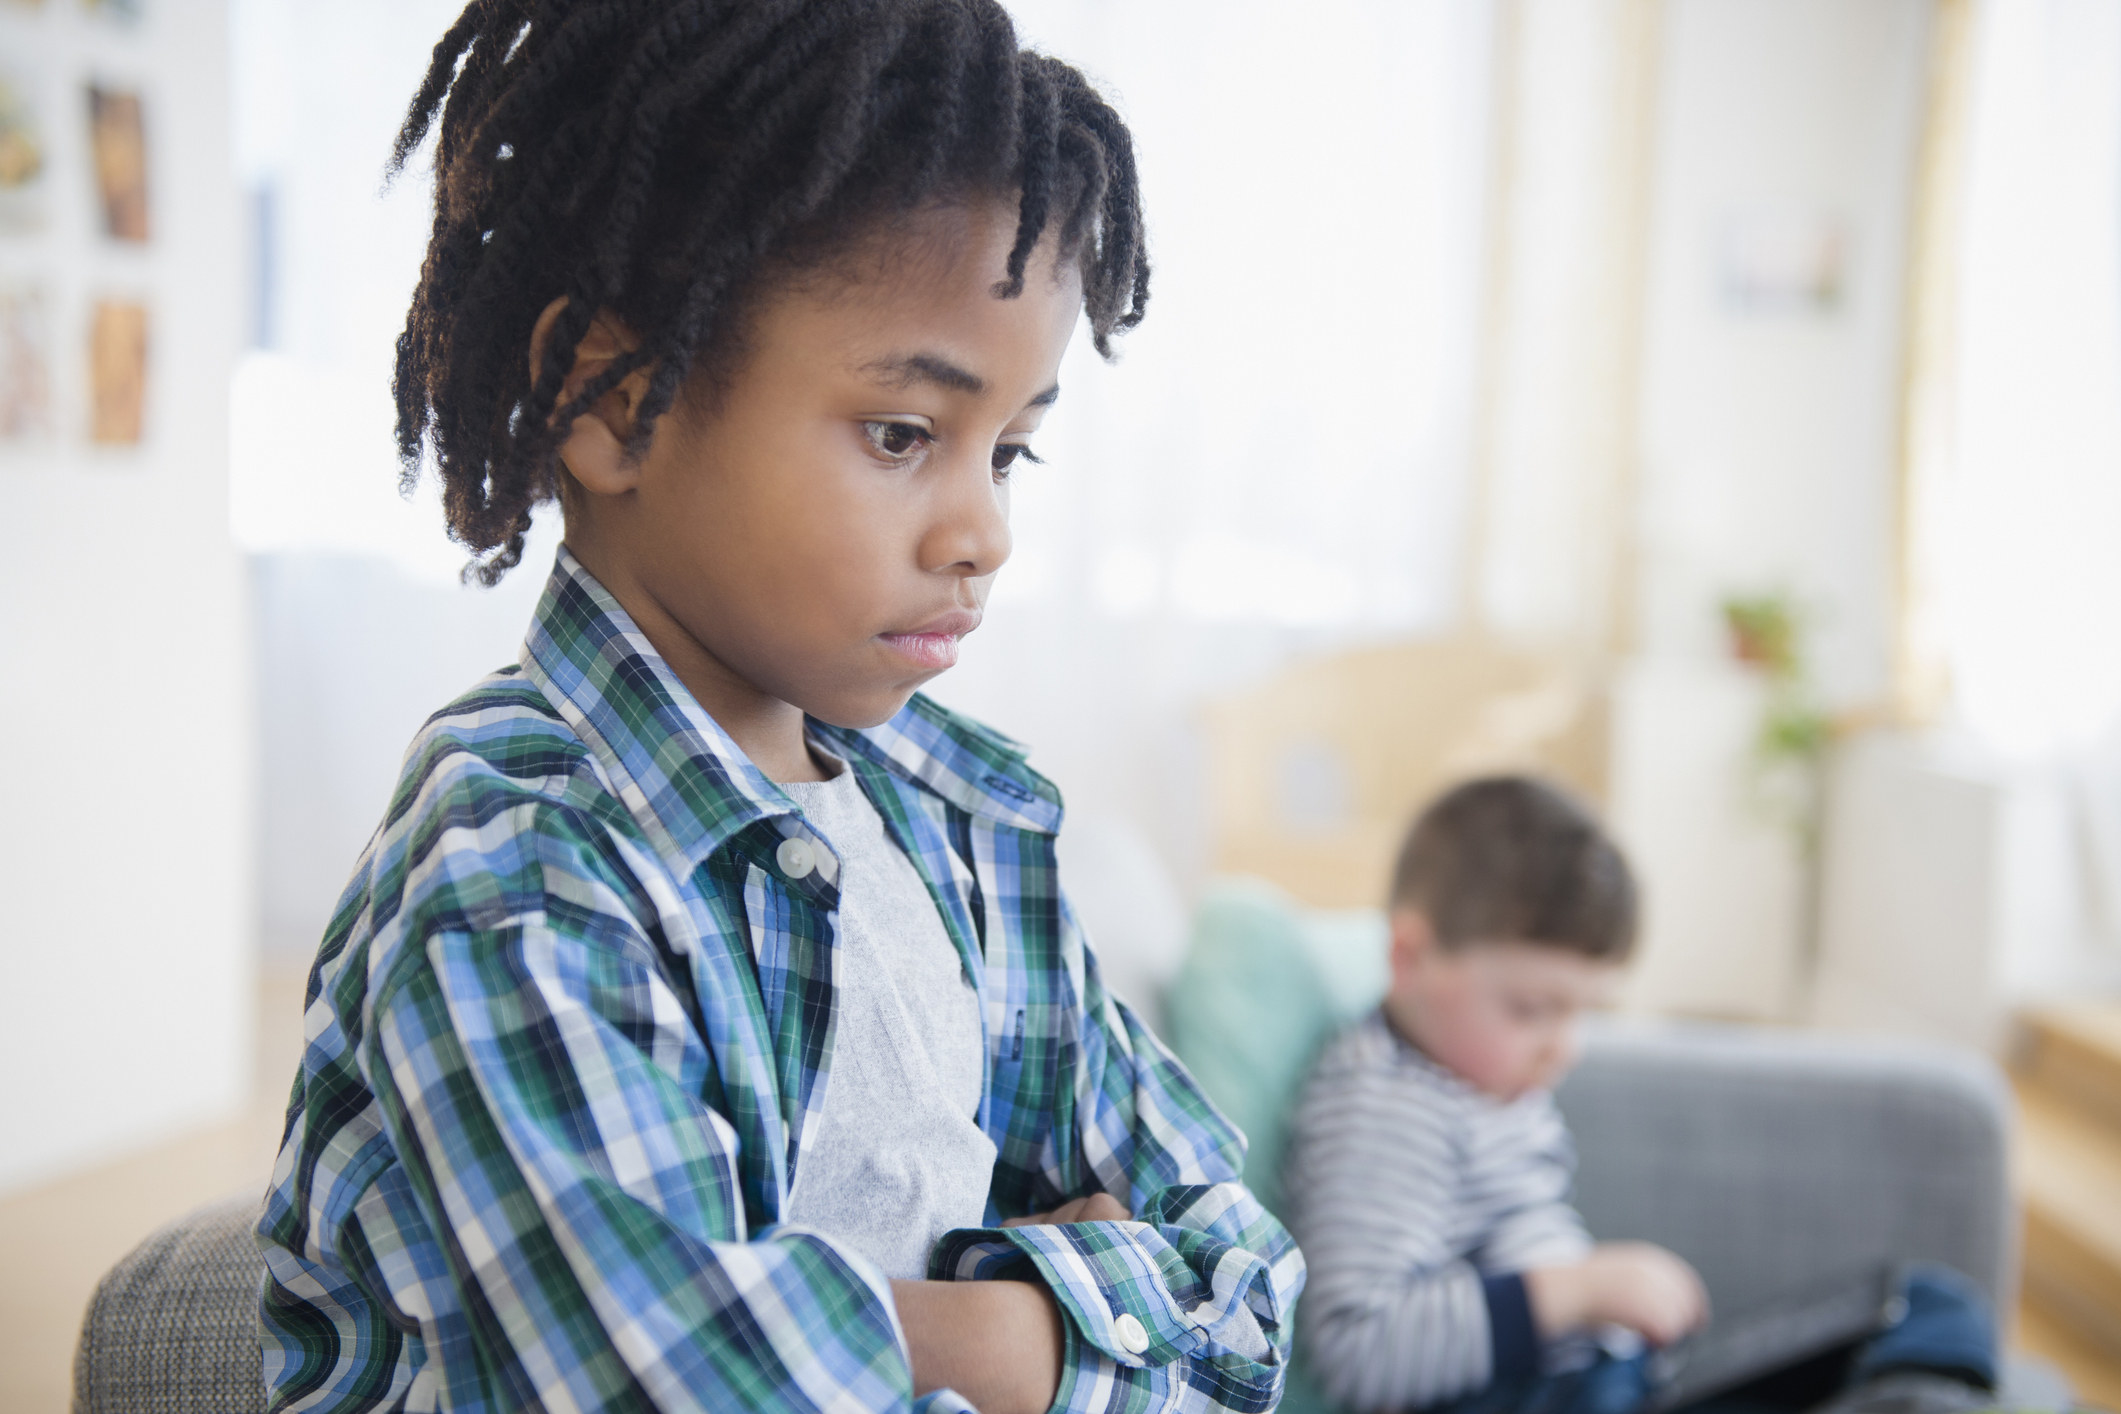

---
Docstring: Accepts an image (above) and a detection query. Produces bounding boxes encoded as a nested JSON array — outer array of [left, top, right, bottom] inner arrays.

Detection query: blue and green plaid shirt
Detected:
[[258, 548, 1302, 1413]]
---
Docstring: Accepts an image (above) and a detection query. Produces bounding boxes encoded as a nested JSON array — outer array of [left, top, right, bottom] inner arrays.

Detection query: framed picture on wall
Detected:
[[0, 67, 46, 235], [1717, 208, 1849, 317], [87, 297, 147, 445], [86, 84, 148, 243], [0, 284, 53, 442]]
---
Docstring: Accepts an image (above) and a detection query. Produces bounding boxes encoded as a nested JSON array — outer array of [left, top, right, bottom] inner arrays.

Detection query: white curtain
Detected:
[[1943, 0, 2121, 758]]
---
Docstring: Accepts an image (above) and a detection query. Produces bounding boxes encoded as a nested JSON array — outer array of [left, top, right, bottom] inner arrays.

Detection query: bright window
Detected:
[[1943, 0, 2121, 757]]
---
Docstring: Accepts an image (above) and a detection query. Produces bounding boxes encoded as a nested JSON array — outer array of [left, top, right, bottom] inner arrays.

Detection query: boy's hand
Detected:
[[888, 1196, 1127, 1413], [1525, 1242, 1709, 1346], [1001, 1192, 1131, 1227]]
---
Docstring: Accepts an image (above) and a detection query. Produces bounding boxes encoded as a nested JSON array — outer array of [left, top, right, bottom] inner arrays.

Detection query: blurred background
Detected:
[[2, 0, 2119, 1407]]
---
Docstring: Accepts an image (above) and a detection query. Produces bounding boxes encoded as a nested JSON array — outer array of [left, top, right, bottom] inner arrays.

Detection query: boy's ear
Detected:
[[1388, 906, 1438, 985], [527, 297, 652, 497]]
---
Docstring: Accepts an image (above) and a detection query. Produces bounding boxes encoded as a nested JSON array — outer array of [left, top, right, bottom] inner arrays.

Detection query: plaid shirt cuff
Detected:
[[931, 1220, 1281, 1379]]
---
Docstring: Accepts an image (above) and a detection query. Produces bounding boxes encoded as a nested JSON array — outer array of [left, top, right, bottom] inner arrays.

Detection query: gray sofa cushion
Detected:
[[1558, 1024, 2015, 1323], [74, 1194, 266, 1414]]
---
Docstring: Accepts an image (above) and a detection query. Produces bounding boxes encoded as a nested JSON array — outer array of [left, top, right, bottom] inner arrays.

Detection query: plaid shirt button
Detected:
[[776, 836, 817, 878]]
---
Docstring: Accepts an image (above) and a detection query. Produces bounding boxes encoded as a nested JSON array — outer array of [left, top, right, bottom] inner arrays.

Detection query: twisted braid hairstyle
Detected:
[[391, 0, 1150, 584]]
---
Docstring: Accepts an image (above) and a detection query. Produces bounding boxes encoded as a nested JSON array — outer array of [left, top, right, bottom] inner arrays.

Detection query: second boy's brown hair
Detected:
[[1390, 775, 1638, 959]]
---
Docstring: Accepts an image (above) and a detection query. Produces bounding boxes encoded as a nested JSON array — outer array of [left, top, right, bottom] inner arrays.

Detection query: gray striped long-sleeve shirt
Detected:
[[1282, 1011, 1594, 1411]]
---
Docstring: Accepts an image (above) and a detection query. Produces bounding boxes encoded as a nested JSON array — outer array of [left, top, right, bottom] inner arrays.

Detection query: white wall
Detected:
[[1610, 0, 1933, 1020], [1631, 0, 1930, 699], [1611, 658, 1809, 1018], [230, 0, 471, 579], [0, 0, 251, 1193], [254, 536, 556, 954], [1814, 730, 2121, 1048]]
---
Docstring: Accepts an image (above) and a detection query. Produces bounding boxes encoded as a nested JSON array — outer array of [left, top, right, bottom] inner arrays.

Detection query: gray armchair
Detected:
[[74, 1193, 265, 1414]]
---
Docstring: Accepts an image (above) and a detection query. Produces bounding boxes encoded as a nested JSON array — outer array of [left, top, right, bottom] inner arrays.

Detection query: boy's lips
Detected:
[[878, 609, 981, 670]]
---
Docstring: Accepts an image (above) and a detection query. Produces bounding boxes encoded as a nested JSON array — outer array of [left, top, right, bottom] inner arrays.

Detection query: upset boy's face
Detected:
[[557, 200, 1081, 734], [1384, 909, 1622, 1101]]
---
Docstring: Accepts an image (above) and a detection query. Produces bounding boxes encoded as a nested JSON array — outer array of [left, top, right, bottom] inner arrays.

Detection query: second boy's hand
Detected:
[[1526, 1241, 1712, 1348], [894, 1193, 1133, 1414]]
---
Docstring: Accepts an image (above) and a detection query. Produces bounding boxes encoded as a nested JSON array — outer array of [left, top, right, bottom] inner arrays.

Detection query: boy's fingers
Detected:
[[998, 1193, 1131, 1228], [1073, 1193, 1130, 1223]]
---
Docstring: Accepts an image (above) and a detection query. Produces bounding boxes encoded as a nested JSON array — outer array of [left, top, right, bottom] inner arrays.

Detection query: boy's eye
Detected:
[[991, 443, 1043, 477], [862, 421, 929, 461]]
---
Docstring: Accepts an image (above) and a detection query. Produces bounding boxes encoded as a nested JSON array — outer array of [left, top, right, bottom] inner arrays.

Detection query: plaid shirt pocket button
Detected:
[[1112, 1312, 1150, 1355]]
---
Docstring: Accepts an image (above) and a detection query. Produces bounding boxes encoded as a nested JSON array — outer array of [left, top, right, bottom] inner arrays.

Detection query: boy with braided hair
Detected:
[[257, 5, 1299, 1410]]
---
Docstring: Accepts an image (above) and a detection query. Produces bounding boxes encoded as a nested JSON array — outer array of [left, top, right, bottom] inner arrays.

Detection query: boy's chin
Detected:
[[1452, 1057, 1544, 1102], [1478, 1068, 1566, 1102], [798, 681, 928, 733]]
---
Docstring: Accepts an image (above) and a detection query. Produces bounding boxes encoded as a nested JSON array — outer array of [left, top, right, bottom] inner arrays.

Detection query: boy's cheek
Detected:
[[1445, 1022, 1536, 1099], [1490, 1022, 1575, 1098], [1519, 1023, 1582, 1093]]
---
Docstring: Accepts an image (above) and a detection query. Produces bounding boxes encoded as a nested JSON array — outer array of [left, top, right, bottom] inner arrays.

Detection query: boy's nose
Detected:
[[919, 451, 1012, 578]]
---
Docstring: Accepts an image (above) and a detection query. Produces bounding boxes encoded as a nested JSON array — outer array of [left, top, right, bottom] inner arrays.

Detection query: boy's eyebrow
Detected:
[[864, 353, 986, 395], [862, 352, 1062, 409]]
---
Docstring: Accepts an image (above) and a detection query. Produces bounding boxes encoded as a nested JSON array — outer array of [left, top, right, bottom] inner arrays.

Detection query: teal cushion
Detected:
[[1162, 879, 1390, 1221], [1163, 880, 1389, 1414]]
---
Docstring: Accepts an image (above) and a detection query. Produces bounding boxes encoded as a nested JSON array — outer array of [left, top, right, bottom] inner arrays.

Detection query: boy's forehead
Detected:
[[751, 239, 1081, 404], [1467, 938, 1622, 993]]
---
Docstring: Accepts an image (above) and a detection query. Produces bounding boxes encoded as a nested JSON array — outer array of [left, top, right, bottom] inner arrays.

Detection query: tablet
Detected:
[[1650, 1266, 1898, 1412]]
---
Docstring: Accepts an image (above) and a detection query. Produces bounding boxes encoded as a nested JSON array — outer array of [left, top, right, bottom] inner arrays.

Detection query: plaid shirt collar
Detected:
[[519, 546, 1061, 880]]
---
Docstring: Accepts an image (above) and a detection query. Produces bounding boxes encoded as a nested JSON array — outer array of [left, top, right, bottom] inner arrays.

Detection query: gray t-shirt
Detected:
[[779, 763, 997, 1280]]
